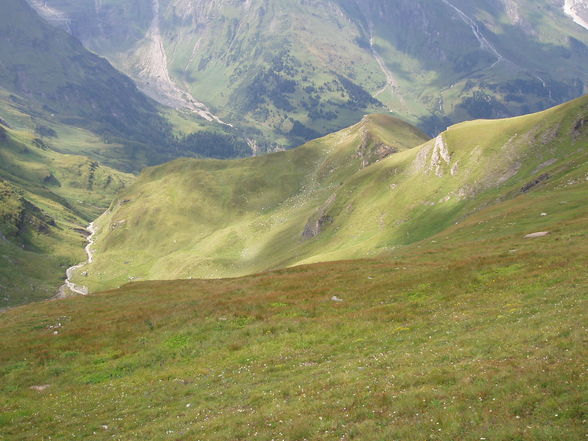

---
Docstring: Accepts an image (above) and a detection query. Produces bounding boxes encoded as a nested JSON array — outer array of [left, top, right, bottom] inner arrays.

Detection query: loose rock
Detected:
[[524, 231, 550, 238]]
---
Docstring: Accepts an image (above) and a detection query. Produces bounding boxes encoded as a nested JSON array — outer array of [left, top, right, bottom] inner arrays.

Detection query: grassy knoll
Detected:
[[78, 96, 588, 293], [0, 164, 586, 439]]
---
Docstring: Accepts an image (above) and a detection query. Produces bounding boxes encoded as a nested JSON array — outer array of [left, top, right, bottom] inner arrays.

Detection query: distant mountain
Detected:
[[72, 95, 587, 292], [0, 0, 253, 172], [27, 0, 588, 145], [0, 0, 176, 169]]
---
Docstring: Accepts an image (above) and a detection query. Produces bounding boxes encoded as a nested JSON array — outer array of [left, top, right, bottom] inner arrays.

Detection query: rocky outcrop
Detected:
[[302, 194, 336, 239], [0, 180, 56, 241], [414, 134, 455, 177], [428, 134, 452, 177], [356, 118, 398, 168], [302, 214, 333, 239], [520, 173, 549, 193]]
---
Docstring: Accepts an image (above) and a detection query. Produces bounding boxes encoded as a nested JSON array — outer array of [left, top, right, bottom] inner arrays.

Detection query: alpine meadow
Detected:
[[0, 1, 587, 440]]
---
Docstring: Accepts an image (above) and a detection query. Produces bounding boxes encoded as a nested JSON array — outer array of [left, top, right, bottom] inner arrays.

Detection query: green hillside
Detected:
[[0, 143, 586, 438], [72, 115, 429, 290], [74, 96, 588, 293], [0, 122, 133, 307], [0, 0, 175, 168]]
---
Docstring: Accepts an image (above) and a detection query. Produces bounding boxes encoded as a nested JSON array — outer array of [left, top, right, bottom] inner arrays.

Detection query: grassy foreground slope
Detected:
[[0, 155, 586, 439], [78, 96, 588, 292], [0, 122, 133, 307]]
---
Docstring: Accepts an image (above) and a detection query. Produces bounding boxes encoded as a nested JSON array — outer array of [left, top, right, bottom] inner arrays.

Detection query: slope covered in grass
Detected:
[[0, 0, 254, 173], [0, 122, 133, 307], [77, 96, 588, 292], [1, 158, 586, 439], [0, 0, 175, 167], [75, 115, 429, 290]]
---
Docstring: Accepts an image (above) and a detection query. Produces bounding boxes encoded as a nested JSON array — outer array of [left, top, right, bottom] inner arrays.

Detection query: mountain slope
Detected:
[[0, 0, 253, 173], [1, 157, 586, 438], [0, 122, 133, 307], [74, 95, 588, 292], [0, 0, 177, 169], [26, 0, 588, 144], [75, 115, 430, 290]]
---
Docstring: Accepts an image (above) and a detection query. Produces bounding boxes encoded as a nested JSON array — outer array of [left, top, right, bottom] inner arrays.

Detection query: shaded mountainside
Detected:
[[0, 122, 133, 307], [26, 0, 588, 146], [0, 0, 173, 166], [74, 96, 588, 292], [0, 0, 254, 173]]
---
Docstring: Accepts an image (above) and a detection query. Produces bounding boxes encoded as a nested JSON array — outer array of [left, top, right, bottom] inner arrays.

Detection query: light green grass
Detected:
[[76, 114, 429, 290], [78, 96, 588, 294]]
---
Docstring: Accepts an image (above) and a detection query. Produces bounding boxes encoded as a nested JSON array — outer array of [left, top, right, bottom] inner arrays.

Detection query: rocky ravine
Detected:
[[25, 0, 227, 125], [134, 0, 228, 124]]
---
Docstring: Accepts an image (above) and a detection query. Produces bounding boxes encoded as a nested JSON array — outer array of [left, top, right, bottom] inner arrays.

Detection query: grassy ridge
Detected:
[[0, 161, 586, 439], [77, 96, 588, 293], [76, 115, 429, 290]]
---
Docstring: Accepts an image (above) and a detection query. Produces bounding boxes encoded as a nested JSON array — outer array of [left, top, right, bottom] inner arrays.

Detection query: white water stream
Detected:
[[58, 222, 97, 297], [441, 0, 504, 69]]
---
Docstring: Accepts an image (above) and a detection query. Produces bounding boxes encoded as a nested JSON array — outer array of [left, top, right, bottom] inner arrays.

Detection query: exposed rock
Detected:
[[428, 134, 452, 177], [356, 119, 398, 168], [413, 139, 433, 173], [533, 158, 557, 174], [571, 116, 587, 141], [331, 295, 343, 302], [302, 194, 336, 239], [520, 173, 549, 193], [30, 384, 51, 391], [302, 214, 333, 239], [132, 0, 228, 124], [525, 231, 550, 238], [564, 0, 588, 31]]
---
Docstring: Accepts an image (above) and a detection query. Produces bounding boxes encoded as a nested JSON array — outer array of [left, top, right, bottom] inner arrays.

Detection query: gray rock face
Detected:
[[302, 214, 333, 240]]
